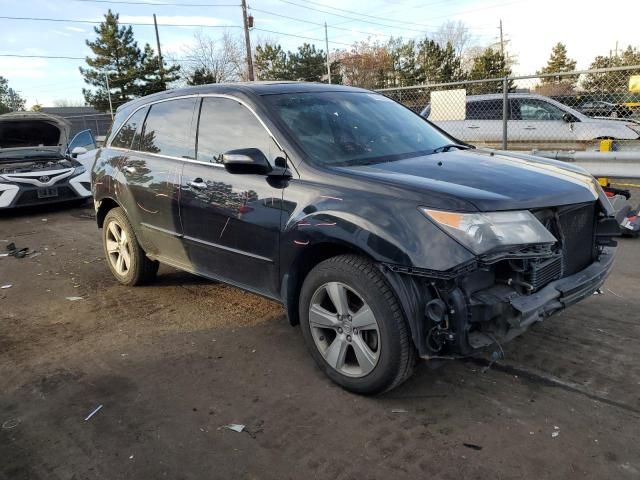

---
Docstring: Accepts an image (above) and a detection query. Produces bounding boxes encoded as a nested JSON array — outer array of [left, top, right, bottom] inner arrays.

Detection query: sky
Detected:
[[0, 0, 637, 107]]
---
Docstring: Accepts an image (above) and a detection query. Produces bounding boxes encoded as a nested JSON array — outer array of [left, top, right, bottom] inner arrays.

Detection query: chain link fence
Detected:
[[377, 66, 640, 152]]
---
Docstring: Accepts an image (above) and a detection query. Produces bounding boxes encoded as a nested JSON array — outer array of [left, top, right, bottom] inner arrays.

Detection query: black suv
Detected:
[[92, 82, 618, 394]]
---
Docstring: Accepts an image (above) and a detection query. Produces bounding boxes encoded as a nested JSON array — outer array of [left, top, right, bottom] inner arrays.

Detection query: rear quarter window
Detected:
[[110, 107, 148, 149]]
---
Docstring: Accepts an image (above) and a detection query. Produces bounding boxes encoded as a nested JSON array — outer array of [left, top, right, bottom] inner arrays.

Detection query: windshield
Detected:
[[265, 91, 453, 166]]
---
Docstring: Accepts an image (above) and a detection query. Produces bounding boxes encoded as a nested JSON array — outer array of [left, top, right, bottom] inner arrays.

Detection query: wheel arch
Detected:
[[96, 197, 120, 228], [280, 241, 374, 326]]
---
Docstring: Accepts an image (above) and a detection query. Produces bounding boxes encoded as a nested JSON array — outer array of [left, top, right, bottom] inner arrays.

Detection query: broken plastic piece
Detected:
[[84, 404, 103, 421], [1, 285, 12, 289], [66, 296, 83, 301], [223, 424, 245, 433]]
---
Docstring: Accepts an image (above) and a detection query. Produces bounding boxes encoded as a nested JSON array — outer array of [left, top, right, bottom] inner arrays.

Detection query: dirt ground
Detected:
[[1, 199, 639, 480]]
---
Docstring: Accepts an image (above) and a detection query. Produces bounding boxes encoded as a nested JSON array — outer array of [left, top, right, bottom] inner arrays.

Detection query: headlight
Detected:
[[73, 165, 87, 176], [419, 207, 557, 255]]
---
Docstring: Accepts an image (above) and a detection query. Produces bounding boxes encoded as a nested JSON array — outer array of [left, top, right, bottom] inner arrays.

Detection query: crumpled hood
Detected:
[[335, 149, 602, 212], [0, 112, 71, 154]]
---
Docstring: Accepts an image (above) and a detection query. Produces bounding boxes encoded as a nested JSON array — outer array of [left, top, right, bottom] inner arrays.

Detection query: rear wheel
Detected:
[[299, 254, 416, 394], [103, 207, 159, 286]]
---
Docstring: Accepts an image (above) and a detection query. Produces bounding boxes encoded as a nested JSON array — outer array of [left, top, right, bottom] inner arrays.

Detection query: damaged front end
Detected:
[[383, 200, 619, 359]]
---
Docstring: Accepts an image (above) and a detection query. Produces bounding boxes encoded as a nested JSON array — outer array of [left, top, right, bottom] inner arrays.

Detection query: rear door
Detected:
[[179, 96, 285, 296], [119, 97, 198, 264], [463, 99, 505, 145]]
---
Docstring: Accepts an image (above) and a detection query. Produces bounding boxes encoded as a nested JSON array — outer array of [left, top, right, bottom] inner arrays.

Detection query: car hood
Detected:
[[334, 149, 603, 212], [0, 112, 71, 154]]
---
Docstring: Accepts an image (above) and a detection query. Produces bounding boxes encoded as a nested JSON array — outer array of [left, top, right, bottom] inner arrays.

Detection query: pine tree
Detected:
[[255, 44, 292, 80], [467, 47, 513, 94], [289, 43, 326, 82], [536, 42, 578, 94], [0, 76, 25, 114], [583, 45, 640, 93], [80, 10, 179, 112], [138, 43, 180, 95], [187, 68, 217, 85]]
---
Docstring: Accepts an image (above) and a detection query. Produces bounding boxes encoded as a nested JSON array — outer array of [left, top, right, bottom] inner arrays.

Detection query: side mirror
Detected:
[[222, 148, 272, 175], [562, 113, 576, 123], [71, 146, 88, 158]]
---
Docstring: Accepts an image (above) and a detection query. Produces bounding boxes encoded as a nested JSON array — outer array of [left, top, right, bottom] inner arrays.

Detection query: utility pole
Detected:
[[105, 73, 114, 120], [324, 22, 331, 84], [241, 0, 254, 81], [499, 19, 504, 58], [153, 14, 165, 85]]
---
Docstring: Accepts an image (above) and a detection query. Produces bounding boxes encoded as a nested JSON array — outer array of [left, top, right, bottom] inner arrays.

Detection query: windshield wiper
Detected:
[[432, 144, 472, 153]]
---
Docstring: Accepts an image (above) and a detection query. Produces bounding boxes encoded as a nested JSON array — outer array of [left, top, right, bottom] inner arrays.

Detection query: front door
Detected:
[[180, 96, 286, 297]]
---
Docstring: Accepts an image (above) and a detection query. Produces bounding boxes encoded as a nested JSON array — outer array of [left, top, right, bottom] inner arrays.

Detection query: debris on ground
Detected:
[[222, 424, 245, 433], [66, 296, 83, 301], [391, 408, 408, 413], [1, 285, 12, 289], [463, 443, 483, 450], [1, 419, 19, 430], [84, 404, 103, 421]]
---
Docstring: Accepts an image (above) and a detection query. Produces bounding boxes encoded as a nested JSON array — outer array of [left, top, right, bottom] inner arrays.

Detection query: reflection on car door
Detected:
[[509, 98, 577, 146], [119, 98, 198, 265], [179, 96, 285, 296]]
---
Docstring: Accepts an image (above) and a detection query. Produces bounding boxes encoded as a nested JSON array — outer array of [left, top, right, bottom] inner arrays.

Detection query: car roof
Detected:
[[116, 82, 372, 114], [464, 93, 555, 101]]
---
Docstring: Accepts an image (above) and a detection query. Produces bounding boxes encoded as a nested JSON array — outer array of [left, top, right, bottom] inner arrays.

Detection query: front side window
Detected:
[[265, 92, 452, 166], [512, 99, 565, 121], [466, 100, 504, 120], [140, 98, 197, 158], [111, 107, 147, 149], [196, 97, 277, 163]]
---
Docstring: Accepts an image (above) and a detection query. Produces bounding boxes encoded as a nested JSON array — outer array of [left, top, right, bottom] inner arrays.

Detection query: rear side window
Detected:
[[111, 107, 147, 149], [466, 100, 504, 120], [196, 97, 277, 163], [140, 98, 197, 158]]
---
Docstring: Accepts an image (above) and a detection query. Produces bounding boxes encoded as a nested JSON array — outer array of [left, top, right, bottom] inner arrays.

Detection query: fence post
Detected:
[[502, 77, 509, 150]]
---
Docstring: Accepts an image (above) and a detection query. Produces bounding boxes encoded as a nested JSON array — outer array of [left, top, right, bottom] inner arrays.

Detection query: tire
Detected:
[[299, 254, 416, 395], [102, 207, 159, 286]]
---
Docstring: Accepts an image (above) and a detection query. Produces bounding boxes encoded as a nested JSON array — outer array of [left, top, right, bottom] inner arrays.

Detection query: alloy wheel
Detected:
[[308, 282, 380, 377], [105, 220, 132, 276]]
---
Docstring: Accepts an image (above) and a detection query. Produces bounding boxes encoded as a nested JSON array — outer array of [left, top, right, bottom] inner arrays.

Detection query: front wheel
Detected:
[[299, 255, 416, 394], [103, 207, 159, 286]]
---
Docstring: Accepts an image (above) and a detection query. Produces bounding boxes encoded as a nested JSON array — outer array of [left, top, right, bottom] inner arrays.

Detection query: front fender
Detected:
[[280, 188, 474, 275]]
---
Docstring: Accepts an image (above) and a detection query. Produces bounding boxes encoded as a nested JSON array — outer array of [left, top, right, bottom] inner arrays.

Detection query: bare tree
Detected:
[[181, 30, 245, 84], [434, 21, 471, 57]]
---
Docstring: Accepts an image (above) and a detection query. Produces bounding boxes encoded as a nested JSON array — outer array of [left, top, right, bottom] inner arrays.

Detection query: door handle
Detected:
[[123, 166, 137, 174], [467, 125, 480, 129], [188, 178, 207, 189], [523, 126, 536, 130]]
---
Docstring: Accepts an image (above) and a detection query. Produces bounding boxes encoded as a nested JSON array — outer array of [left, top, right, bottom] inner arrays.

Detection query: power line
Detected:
[[249, 7, 396, 39], [0, 15, 354, 45], [273, 0, 431, 34], [288, 0, 446, 28], [72, 0, 238, 5], [0, 15, 241, 28]]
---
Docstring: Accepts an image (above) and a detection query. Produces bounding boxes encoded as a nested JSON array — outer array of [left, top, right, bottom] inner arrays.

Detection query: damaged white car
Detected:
[[0, 112, 96, 209]]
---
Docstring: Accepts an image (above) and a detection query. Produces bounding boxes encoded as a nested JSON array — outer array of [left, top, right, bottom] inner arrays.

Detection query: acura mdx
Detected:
[[92, 82, 619, 394]]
